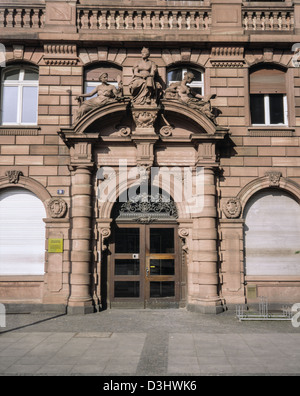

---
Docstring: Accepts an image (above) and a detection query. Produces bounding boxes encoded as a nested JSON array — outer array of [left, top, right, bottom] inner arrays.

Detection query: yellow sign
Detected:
[[48, 239, 64, 253], [247, 285, 257, 300]]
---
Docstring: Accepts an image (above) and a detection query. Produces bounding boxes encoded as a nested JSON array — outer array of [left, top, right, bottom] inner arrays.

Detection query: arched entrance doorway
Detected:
[[108, 190, 182, 308]]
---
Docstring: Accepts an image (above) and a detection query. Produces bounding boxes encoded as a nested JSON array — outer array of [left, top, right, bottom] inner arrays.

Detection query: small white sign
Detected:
[[0, 303, 6, 328]]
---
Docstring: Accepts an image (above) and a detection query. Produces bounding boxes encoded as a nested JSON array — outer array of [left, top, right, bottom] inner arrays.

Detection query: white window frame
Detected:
[[167, 67, 205, 95], [1, 66, 39, 126], [252, 94, 288, 127]]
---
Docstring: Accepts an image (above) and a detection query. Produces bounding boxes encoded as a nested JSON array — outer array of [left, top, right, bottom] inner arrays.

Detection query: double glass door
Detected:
[[110, 224, 179, 308]]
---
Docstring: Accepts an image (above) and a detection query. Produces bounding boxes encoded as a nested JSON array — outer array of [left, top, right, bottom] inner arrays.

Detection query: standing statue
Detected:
[[165, 71, 218, 124], [129, 47, 160, 106], [75, 73, 123, 122]]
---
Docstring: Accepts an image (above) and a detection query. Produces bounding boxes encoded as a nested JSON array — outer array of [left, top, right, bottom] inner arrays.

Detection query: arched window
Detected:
[[1, 65, 39, 125], [167, 65, 204, 95], [244, 189, 300, 276], [84, 63, 122, 98], [0, 188, 46, 275], [249, 65, 288, 126]]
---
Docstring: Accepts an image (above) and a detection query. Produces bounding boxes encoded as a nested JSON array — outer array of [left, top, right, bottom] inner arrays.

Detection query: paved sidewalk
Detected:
[[0, 309, 300, 376]]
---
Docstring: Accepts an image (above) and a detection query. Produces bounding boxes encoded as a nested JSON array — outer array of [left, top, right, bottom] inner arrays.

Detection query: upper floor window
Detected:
[[250, 66, 288, 126], [1, 65, 39, 125], [84, 63, 122, 98], [167, 66, 204, 96]]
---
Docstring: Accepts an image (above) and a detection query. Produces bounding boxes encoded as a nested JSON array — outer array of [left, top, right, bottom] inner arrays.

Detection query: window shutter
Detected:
[[250, 68, 286, 94]]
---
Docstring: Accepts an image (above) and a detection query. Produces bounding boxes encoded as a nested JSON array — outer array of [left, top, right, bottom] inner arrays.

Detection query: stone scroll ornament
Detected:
[[101, 228, 111, 251], [48, 198, 68, 218], [164, 71, 218, 125], [222, 198, 242, 219], [75, 73, 125, 122]]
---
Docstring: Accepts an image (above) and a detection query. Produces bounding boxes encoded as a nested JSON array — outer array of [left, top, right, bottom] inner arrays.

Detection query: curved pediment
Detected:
[[160, 99, 218, 136], [61, 98, 226, 142], [72, 100, 131, 135]]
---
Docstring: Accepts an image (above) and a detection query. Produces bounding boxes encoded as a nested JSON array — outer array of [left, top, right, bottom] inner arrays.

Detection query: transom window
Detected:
[[167, 66, 204, 96], [1, 66, 39, 125]]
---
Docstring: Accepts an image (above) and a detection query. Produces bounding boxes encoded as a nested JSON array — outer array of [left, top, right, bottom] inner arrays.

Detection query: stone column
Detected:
[[68, 165, 94, 314], [189, 166, 223, 314]]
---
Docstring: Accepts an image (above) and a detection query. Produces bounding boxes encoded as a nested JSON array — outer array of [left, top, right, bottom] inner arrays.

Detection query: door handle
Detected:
[[146, 267, 149, 277]]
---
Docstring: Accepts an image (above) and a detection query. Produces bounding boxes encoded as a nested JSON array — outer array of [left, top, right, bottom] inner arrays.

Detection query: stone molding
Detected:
[[43, 44, 79, 66], [0, 127, 40, 136]]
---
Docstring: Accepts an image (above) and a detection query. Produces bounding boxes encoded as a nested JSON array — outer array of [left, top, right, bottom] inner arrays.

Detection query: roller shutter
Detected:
[[0, 188, 46, 275]]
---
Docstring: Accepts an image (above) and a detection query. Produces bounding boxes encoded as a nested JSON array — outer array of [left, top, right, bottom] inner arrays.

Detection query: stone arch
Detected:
[[97, 175, 191, 221], [237, 174, 300, 218], [78, 47, 127, 67], [161, 49, 210, 68], [0, 173, 52, 218], [166, 60, 206, 72], [5, 46, 44, 66], [247, 59, 289, 71], [245, 49, 292, 69], [161, 99, 218, 135]]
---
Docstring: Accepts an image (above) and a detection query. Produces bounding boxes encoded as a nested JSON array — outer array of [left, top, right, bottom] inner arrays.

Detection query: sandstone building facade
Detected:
[[0, 0, 300, 314]]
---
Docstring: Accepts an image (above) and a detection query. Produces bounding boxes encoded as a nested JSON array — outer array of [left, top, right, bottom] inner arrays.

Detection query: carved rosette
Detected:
[[48, 198, 68, 219], [159, 125, 173, 137], [5, 170, 23, 184], [222, 198, 242, 219]]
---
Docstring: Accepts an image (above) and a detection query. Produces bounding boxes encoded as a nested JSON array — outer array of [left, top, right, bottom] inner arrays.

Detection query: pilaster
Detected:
[[67, 142, 95, 314]]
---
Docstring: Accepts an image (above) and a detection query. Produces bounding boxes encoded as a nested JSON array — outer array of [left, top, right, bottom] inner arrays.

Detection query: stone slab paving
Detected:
[[0, 309, 300, 376]]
